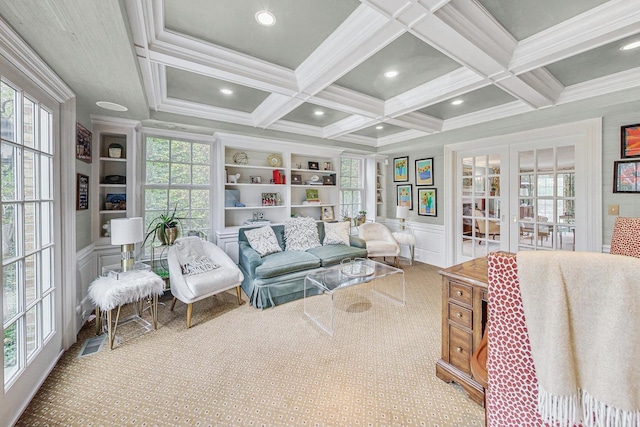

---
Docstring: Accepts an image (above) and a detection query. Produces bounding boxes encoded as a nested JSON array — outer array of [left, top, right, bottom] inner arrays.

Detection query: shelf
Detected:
[[291, 184, 335, 188], [99, 156, 126, 163], [291, 204, 336, 208], [99, 209, 126, 214], [225, 183, 286, 187], [99, 183, 126, 188], [291, 168, 335, 173], [225, 205, 285, 210], [225, 163, 280, 171]]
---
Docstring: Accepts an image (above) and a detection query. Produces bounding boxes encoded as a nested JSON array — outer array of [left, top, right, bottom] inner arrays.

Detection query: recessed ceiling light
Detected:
[[451, 99, 464, 106], [384, 70, 399, 78], [220, 88, 234, 95], [620, 41, 640, 51], [255, 10, 276, 26], [376, 125, 384, 130], [96, 101, 128, 112], [314, 110, 324, 116]]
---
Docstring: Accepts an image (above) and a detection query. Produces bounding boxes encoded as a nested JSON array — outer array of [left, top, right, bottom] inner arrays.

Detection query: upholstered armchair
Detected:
[[167, 237, 244, 328], [358, 222, 400, 268], [474, 209, 500, 240]]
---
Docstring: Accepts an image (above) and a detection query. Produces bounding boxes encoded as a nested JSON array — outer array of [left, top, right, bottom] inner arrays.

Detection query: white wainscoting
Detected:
[[382, 219, 446, 268], [75, 244, 97, 334]]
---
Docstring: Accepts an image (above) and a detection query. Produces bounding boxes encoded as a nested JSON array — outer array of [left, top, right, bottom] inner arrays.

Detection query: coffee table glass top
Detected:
[[306, 258, 402, 293]]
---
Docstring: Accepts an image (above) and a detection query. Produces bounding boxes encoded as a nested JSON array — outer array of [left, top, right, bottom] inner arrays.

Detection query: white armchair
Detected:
[[358, 222, 400, 268], [167, 237, 244, 328]]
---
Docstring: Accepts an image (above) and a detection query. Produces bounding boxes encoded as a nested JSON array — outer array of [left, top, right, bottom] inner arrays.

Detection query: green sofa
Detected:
[[238, 222, 368, 309]]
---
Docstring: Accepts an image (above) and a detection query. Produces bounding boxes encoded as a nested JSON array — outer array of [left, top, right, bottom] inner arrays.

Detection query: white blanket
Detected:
[[517, 251, 640, 427]]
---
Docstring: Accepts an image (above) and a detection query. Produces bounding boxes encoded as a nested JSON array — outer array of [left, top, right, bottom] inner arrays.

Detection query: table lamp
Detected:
[[110, 217, 144, 272], [396, 206, 409, 231]]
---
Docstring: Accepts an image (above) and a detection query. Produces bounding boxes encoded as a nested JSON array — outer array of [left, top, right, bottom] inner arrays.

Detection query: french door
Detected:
[[451, 119, 600, 265], [1, 54, 62, 421]]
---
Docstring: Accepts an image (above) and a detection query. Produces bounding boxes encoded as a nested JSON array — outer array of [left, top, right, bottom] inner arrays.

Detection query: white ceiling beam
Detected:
[[159, 98, 255, 127], [386, 112, 442, 133], [441, 100, 533, 132], [252, 94, 305, 129], [267, 120, 324, 139], [323, 115, 381, 139], [311, 85, 384, 119], [377, 129, 429, 146], [510, 0, 640, 74], [557, 67, 640, 105], [385, 67, 487, 116]]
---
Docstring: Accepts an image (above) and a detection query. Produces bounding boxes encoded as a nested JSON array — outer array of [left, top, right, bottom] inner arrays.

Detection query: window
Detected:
[[2, 79, 55, 387], [143, 136, 211, 245], [339, 156, 364, 220]]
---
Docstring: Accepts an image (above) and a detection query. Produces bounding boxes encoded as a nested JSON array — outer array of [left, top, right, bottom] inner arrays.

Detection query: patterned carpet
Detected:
[[17, 262, 484, 426]]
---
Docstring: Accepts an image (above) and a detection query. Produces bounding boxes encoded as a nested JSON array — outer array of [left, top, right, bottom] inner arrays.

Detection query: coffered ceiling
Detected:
[[1, 0, 639, 149]]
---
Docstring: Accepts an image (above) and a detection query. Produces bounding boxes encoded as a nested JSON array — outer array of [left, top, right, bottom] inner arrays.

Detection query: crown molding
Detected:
[[333, 133, 378, 147], [0, 17, 74, 102], [159, 98, 255, 127], [557, 67, 640, 105], [386, 111, 442, 133], [311, 85, 384, 118], [267, 119, 324, 139], [442, 100, 533, 132], [377, 129, 429, 146], [252, 94, 305, 129], [324, 115, 380, 139]]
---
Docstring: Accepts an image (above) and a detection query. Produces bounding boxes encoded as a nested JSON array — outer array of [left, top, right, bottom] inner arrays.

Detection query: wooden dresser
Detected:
[[436, 256, 488, 405]]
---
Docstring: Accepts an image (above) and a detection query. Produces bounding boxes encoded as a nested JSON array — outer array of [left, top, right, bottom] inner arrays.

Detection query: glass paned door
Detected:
[[458, 152, 506, 261], [516, 146, 576, 251]]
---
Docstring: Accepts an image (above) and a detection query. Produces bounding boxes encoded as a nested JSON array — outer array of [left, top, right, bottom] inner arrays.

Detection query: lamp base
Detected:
[[400, 218, 406, 231], [120, 243, 135, 272]]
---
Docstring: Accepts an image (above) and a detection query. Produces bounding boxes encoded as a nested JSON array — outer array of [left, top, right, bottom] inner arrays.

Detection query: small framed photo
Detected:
[[291, 174, 302, 185], [321, 206, 334, 221], [76, 174, 89, 210], [415, 158, 434, 186], [621, 123, 640, 158], [418, 188, 437, 216], [322, 175, 335, 185], [76, 122, 92, 163], [397, 184, 412, 210], [308, 161, 319, 170], [323, 161, 332, 171], [613, 159, 640, 193], [105, 193, 126, 211], [394, 156, 408, 182]]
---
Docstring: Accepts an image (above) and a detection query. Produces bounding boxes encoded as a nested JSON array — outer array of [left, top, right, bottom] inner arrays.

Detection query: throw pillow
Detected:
[[244, 225, 282, 257], [284, 216, 321, 251], [182, 256, 220, 275], [323, 221, 350, 246]]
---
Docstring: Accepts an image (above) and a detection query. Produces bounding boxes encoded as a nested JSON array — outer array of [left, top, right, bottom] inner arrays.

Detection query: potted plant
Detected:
[[355, 210, 367, 226], [143, 204, 184, 247]]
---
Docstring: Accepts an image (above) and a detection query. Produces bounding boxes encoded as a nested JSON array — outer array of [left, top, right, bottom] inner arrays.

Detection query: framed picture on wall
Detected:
[[76, 122, 92, 163], [76, 174, 89, 210], [621, 123, 640, 158], [415, 158, 434, 186], [613, 159, 640, 193], [397, 184, 412, 210], [418, 188, 437, 216], [321, 206, 334, 221], [393, 156, 408, 182]]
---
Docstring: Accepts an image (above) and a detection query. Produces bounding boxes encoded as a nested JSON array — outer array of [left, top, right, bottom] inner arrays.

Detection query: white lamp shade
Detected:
[[110, 217, 144, 245], [396, 206, 409, 220]]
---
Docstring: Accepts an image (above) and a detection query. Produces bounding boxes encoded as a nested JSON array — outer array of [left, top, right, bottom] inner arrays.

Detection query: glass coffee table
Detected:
[[303, 258, 405, 336]]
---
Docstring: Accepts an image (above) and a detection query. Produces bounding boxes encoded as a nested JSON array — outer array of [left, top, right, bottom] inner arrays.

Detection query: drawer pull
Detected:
[[456, 291, 463, 296], [456, 312, 463, 318], [456, 347, 463, 353]]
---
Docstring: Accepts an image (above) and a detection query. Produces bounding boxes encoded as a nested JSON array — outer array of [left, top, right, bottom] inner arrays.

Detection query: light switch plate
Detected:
[[608, 205, 619, 215]]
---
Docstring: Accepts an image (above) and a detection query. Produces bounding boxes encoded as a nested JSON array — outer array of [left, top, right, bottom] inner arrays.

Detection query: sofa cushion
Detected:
[[323, 221, 350, 246], [284, 217, 321, 251], [183, 265, 241, 296], [244, 225, 282, 257], [306, 244, 368, 267], [254, 250, 321, 279]]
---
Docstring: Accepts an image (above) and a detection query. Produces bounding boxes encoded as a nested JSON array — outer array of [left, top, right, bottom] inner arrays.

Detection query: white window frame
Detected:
[[339, 155, 365, 221]]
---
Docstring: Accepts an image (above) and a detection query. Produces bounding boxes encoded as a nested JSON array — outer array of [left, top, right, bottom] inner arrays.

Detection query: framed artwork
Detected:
[[394, 156, 408, 182], [308, 161, 319, 170], [415, 158, 434, 186], [322, 175, 335, 185], [76, 174, 89, 210], [613, 160, 640, 193], [291, 174, 302, 185], [397, 184, 412, 210], [105, 193, 126, 210], [418, 188, 437, 216], [321, 206, 334, 221], [621, 123, 640, 158], [323, 162, 332, 171], [306, 189, 319, 201], [76, 122, 92, 163]]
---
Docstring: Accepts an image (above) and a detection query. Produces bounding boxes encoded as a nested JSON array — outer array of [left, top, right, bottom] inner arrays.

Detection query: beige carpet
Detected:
[[17, 262, 484, 426]]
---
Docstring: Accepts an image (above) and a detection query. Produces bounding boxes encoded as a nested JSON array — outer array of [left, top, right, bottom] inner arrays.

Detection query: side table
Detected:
[[88, 269, 164, 349], [392, 230, 416, 265]]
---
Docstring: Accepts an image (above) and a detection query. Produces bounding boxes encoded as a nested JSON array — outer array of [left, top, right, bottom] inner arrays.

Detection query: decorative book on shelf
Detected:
[[306, 189, 319, 201]]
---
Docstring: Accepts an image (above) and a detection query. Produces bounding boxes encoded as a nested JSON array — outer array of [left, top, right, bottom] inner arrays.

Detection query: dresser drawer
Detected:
[[449, 324, 472, 374], [448, 302, 472, 329], [449, 281, 472, 306]]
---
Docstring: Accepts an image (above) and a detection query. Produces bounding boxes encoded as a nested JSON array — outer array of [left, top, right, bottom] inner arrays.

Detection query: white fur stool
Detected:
[[88, 270, 164, 349], [392, 231, 416, 265]]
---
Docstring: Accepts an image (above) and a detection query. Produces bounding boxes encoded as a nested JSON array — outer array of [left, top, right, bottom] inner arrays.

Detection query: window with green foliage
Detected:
[[339, 156, 364, 220], [143, 136, 211, 246]]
